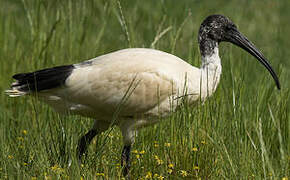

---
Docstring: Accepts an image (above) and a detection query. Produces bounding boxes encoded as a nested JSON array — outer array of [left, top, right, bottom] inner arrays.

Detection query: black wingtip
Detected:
[[11, 65, 75, 92]]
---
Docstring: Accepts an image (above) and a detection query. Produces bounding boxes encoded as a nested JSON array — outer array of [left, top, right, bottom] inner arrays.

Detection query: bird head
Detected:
[[198, 14, 281, 90], [199, 14, 237, 43]]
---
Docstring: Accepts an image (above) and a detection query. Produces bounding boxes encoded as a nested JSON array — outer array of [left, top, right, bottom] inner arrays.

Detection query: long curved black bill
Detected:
[[227, 29, 280, 90]]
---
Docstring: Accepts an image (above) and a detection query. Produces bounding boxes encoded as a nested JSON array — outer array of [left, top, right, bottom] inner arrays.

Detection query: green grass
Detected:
[[0, 0, 289, 179]]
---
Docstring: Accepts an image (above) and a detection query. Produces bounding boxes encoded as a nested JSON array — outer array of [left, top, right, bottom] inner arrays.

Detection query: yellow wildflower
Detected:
[[164, 143, 171, 147], [154, 141, 159, 147], [168, 169, 173, 174], [168, 163, 174, 168], [96, 173, 104, 176], [136, 154, 140, 159], [51, 164, 59, 171], [23, 162, 28, 166], [158, 175, 164, 179], [201, 140, 206, 144], [153, 155, 163, 165], [282, 177, 288, 180], [192, 147, 198, 152], [50, 164, 64, 173], [157, 159, 163, 165], [8, 155, 13, 159], [180, 170, 188, 177], [22, 130, 27, 135], [132, 149, 138, 154], [139, 150, 145, 154], [154, 173, 158, 177], [145, 171, 152, 179], [194, 166, 199, 170]]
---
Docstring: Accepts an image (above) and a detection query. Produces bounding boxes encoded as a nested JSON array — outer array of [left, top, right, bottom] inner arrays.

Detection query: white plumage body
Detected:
[[6, 47, 222, 145], [32, 48, 221, 142]]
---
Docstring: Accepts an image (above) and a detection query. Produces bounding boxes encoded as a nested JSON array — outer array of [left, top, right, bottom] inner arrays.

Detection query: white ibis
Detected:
[[6, 14, 280, 176]]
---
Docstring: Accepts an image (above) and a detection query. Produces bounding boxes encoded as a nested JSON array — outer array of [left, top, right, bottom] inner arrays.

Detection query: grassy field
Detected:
[[0, 0, 289, 179]]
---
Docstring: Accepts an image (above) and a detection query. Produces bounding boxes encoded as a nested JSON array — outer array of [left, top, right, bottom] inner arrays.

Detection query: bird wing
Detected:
[[59, 48, 200, 118], [64, 59, 176, 117]]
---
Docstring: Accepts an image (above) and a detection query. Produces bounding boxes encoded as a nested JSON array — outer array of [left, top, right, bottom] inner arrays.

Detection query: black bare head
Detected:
[[198, 14, 280, 90], [198, 14, 237, 45]]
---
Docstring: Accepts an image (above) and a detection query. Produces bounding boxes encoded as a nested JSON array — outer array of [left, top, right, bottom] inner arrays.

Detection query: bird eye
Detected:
[[225, 25, 232, 31]]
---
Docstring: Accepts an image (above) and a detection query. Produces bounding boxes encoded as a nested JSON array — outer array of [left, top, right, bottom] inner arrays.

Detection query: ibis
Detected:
[[6, 14, 280, 176]]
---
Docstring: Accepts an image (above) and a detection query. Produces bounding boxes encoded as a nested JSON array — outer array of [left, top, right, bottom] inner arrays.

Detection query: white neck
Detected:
[[200, 47, 222, 99], [201, 47, 221, 69]]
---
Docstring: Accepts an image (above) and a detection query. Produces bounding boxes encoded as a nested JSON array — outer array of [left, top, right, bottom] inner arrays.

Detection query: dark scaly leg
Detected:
[[77, 129, 97, 163], [77, 120, 110, 164], [121, 145, 132, 177], [119, 120, 137, 178]]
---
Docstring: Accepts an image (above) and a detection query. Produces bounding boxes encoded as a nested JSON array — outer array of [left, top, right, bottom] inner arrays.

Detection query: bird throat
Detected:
[[199, 37, 218, 57], [201, 43, 221, 70]]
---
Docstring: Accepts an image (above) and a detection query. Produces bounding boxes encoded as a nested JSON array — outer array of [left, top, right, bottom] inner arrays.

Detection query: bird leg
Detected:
[[77, 129, 97, 164], [121, 145, 131, 177]]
